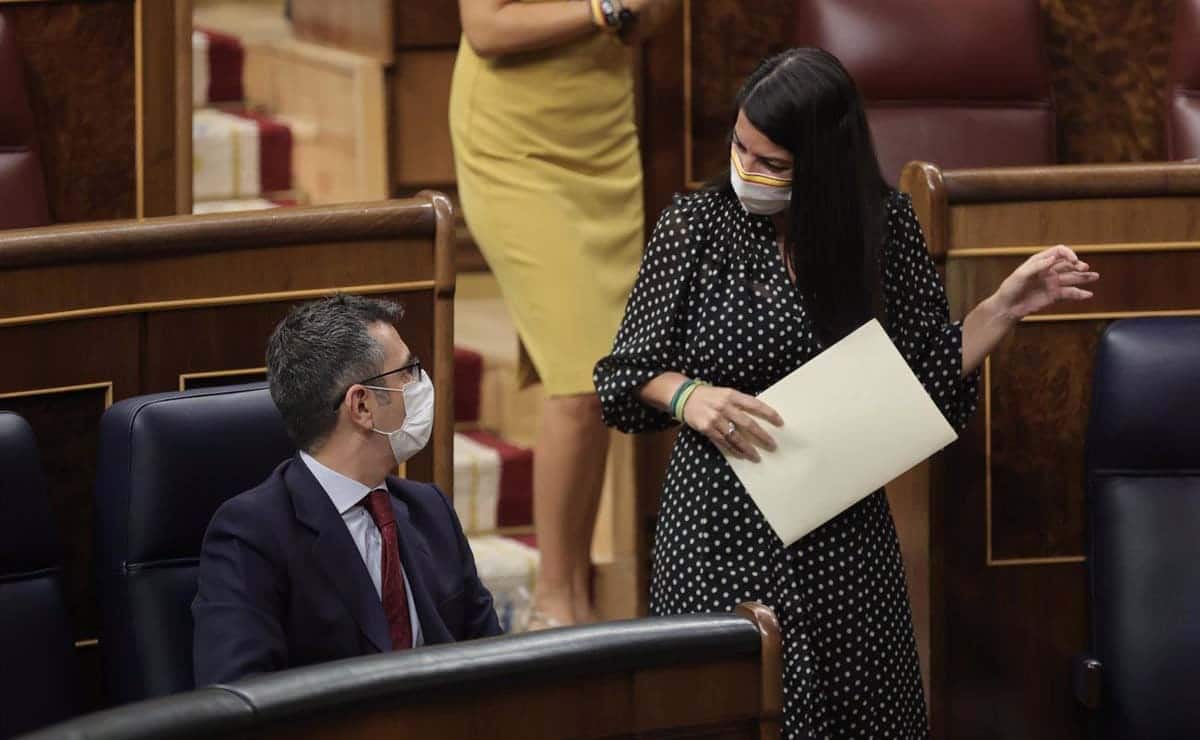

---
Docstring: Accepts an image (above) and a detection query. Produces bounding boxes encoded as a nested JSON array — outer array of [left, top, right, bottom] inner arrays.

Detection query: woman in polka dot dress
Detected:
[[594, 49, 1098, 738]]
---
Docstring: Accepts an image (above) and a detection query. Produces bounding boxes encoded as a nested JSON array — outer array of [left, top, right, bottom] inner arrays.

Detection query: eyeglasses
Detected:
[[332, 357, 422, 410]]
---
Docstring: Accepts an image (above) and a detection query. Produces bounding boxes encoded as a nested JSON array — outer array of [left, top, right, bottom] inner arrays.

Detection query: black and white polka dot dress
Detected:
[[594, 189, 979, 739]]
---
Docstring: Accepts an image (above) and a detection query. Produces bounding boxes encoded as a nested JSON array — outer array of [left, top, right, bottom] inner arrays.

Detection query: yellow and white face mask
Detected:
[[730, 147, 792, 215]]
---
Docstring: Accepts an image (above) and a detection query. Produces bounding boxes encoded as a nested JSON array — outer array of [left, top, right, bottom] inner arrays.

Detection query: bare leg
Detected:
[[531, 392, 610, 627]]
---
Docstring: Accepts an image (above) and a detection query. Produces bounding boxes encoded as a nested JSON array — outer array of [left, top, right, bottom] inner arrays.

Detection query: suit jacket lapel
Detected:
[[388, 483, 452, 645], [286, 456, 392, 654]]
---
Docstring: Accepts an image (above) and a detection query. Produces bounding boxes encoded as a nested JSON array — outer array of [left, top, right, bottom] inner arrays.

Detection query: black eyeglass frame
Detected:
[[332, 357, 422, 410]]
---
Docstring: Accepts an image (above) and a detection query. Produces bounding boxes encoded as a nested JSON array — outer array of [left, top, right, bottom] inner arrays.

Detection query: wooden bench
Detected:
[[20, 604, 782, 740]]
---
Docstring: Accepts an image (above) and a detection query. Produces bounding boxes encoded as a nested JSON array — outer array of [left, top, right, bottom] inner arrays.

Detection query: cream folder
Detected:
[[723, 319, 958, 546]]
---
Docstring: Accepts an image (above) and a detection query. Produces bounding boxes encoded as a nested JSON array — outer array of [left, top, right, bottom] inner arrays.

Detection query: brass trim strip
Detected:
[[949, 241, 1200, 259], [985, 308, 1200, 566], [0, 381, 115, 408], [74, 638, 100, 649], [988, 556, 1086, 567], [179, 367, 267, 392], [135, 0, 145, 219], [0, 280, 436, 329], [682, 0, 696, 189], [1022, 308, 1200, 323]]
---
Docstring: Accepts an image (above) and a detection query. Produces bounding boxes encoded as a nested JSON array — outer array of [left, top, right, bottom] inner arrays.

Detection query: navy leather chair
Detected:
[[0, 412, 78, 738], [94, 383, 294, 703], [1075, 318, 1200, 738]]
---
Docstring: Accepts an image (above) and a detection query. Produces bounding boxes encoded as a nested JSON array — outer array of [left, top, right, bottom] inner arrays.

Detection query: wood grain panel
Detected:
[[988, 324, 1103, 560], [392, 50, 456, 188], [688, 0, 795, 186], [6, 1, 137, 222], [396, 0, 462, 49], [950, 198, 1200, 249], [139, 0, 188, 216], [290, 0, 393, 61], [242, 38, 389, 204], [634, 659, 760, 731], [0, 239, 432, 320], [945, 249, 1200, 318], [0, 317, 140, 643]]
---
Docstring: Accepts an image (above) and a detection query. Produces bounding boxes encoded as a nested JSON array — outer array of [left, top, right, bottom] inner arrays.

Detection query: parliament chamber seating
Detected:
[[0, 412, 79, 738], [18, 604, 782, 740], [1168, 0, 1200, 160], [94, 384, 293, 703], [793, 0, 1057, 183], [0, 194, 456, 713], [0, 13, 51, 230], [1073, 317, 1200, 739]]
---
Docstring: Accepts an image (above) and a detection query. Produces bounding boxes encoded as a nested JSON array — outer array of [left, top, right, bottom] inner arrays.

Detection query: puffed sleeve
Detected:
[[881, 192, 980, 432], [594, 195, 698, 434]]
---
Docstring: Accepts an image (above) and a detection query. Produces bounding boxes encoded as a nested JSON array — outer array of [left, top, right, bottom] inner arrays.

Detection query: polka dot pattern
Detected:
[[594, 189, 980, 739]]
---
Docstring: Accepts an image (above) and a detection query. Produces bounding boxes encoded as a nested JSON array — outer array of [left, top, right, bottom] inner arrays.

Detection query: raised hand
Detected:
[[990, 245, 1100, 320]]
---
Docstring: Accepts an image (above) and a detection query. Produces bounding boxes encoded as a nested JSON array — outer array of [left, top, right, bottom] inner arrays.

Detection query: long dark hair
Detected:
[[711, 48, 890, 345]]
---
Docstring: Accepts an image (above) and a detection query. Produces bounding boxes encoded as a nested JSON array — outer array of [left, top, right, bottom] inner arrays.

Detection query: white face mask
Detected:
[[730, 147, 792, 215], [366, 370, 435, 465]]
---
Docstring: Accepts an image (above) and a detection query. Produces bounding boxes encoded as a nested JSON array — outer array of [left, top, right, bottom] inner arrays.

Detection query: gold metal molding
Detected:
[[0, 381, 115, 408], [949, 241, 1200, 259], [985, 308, 1200, 567], [179, 367, 267, 392], [0, 280, 436, 329]]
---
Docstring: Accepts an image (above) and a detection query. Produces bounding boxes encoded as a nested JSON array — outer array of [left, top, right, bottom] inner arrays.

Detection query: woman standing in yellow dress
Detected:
[[451, 0, 679, 627]]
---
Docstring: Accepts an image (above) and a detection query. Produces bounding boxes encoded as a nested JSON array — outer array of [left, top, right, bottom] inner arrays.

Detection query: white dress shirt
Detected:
[[299, 452, 423, 647]]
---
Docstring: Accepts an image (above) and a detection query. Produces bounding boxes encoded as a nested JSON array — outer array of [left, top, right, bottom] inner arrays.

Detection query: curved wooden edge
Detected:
[[900, 161, 949, 262], [419, 189, 457, 497], [937, 161, 1200, 203], [0, 198, 438, 269], [735, 601, 783, 740]]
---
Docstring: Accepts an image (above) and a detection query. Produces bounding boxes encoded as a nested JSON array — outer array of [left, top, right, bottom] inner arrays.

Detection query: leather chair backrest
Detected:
[[794, 0, 1056, 183], [1168, 0, 1200, 160], [1085, 317, 1200, 738], [94, 383, 294, 703], [0, 412, 78, 737], [0, 13, 50, 229]]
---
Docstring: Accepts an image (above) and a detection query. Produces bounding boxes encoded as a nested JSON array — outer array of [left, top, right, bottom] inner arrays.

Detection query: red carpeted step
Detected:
[[193, 27, 244, 106], [193, 109, 293, 200], [462, 429, 532, 529], [454, 347, 483, 424]]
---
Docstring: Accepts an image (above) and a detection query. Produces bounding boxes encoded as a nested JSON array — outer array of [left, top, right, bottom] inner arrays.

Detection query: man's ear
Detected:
[[345, 385, 375, 429]]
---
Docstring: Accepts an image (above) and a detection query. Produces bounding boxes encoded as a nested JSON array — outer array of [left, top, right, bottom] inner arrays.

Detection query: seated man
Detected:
[[193, 295, 501, 685]]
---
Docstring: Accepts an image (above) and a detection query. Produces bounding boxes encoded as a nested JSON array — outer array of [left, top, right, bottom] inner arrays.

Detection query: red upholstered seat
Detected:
[[0, 13, 50, 230], [794, 0, 1056, 183], [1168, 0, 1200, 160]]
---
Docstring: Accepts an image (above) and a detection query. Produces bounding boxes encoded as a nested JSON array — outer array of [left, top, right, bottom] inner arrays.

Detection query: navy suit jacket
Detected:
[[192, 455, 502, 686]]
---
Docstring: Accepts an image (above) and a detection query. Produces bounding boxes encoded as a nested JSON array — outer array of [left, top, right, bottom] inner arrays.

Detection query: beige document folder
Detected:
[[723, 319, 958, 546]]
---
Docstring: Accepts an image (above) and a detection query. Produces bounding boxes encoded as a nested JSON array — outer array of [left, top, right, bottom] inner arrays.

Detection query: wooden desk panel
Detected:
[[902, 161, 1200, 740]]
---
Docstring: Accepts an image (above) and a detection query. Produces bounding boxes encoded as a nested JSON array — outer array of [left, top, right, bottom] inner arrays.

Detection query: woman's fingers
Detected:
[[734, 392, 784, 427], [729, 409, 776, 453], [1056, 271, 1100, 286]]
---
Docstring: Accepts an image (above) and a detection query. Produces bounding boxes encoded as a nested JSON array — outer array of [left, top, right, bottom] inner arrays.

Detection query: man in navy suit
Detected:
[[193, 295, 501, 686]]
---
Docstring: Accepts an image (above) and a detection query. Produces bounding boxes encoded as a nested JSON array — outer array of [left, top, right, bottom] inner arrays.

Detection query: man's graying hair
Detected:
[[266, 294, 404, 451]]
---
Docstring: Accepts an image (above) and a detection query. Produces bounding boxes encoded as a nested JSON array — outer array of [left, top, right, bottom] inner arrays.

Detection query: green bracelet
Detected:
[[668, 379, 695, 421], [674, 381, 703, 421]]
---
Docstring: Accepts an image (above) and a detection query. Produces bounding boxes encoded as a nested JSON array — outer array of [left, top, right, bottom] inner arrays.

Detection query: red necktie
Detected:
[[363, 489, 413, 650]]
